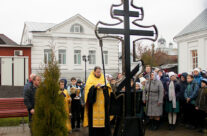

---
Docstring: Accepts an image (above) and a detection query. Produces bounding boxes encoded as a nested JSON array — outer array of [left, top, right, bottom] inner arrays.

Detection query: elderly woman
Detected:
[[143, 72, 164, 130]]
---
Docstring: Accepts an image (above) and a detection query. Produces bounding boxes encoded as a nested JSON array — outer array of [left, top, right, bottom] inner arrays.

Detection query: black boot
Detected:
[[168, 124, 172, 130], [149, 119, 154, 130], [171, 124, 176, 130], [152, 120, 159, 131]]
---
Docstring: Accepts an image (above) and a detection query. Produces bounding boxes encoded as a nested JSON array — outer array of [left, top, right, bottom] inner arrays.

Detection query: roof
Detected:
[[160, 63, 178, 69], [175, 8, 207, 38], [25, 22, 56, 32], [48, 14, 95, 31], [0, 34, 18, 45], [25, 14, 95, 32], [0, 44, 32, 48]]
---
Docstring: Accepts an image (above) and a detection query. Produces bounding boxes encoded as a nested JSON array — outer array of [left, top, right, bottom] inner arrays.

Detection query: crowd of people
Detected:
[[23, 65, 207, 135], [136, 65, 207, 133]]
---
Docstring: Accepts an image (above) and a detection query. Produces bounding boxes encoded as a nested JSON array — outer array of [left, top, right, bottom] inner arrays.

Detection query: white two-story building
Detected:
[[21, 14, 120, 81]]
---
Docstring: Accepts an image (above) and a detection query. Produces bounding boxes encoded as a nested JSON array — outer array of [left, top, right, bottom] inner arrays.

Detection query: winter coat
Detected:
[[195, 87, 207, 112], [23, 81, 33, 96], [179, 73, 188, 101], [142, 79, 164, 116], [165, 80, 181, 100], [184, 81, 199, 105], [159, 75, 169, 93], [24, 83, 37, 121], [165, 80, 181, 113], [194, 74, 202, 87]]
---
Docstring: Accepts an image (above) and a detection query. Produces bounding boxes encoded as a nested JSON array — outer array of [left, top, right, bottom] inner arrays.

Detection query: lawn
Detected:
[[0, 117, 28, 127]]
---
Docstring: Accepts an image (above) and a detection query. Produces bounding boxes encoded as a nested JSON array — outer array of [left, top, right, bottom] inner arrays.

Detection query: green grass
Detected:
[[0, 117, 29, 127]]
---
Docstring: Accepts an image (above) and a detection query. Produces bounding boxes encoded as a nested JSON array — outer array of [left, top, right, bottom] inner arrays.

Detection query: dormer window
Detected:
[[70, 24, 83, 33]]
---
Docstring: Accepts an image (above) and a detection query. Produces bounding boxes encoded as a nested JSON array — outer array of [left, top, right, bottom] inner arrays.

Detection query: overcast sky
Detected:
[[1, 0, 206, 46]]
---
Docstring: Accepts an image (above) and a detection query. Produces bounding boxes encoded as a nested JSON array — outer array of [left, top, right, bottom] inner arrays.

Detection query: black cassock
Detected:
[[87, 86, 111, 136]]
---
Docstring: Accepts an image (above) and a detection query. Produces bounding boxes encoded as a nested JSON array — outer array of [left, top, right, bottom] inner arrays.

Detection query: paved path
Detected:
[[0, 124, 30, 136], [0, 124, 204, 136]]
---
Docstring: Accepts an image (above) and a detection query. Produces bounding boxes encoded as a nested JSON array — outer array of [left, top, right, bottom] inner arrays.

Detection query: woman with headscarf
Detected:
[[142, 72, 164, 130]]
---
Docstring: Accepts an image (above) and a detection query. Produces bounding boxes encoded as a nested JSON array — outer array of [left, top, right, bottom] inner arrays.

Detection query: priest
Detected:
[[83, 66, 112, 136]]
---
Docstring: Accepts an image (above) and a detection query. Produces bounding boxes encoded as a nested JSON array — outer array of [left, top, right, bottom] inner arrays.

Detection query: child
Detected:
[[135, 82, 141, 90], [59, 80, 72, 133], [184, 74, 199, 129], [193, 68, 202, 87], [67, 77, 78, 95], [68, 77, 81, 129], [139, 77, 146, 90], [195, 78, 207, 133], [135, 82, 144, 118], [165, 72, 180, 130]]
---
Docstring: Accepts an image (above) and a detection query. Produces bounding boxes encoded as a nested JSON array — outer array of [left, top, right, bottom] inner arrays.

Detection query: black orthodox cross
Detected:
[[95, 0, 158, 118]]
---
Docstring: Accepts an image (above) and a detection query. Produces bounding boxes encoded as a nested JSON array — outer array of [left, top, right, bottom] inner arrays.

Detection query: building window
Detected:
[[58, 49, 66, 64], [74, 50, 81, 65], [89, 50, 96, 64], [103, 51, 108, 65], [191, 50, 198, 69], [44, 49, 52, 64], [70, 24, 83, 33]]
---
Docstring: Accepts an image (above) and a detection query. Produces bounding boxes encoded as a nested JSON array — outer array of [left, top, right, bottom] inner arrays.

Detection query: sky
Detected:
[[0, 0, 206, 47]]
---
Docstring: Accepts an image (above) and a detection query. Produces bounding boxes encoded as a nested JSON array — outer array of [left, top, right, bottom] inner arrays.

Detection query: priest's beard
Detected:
[[94, 74, 101, 78]]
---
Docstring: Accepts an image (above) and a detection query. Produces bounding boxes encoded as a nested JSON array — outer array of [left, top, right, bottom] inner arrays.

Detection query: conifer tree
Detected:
[[32, 49, 67, 136]]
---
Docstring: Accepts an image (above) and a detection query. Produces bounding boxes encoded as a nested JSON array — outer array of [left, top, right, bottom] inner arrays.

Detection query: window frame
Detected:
[[103, 51, 108, 65], [44, 49, 52, 64], [74, 25, 81, 33], [191, 50, 198, 69], [58, 49, 66, 65], [88, 50, 96, 65], [70, 24, 83, 33], [74, 49, 82, 65]]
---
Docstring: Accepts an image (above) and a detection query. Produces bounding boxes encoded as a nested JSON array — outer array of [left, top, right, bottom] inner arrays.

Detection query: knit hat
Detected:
[[169, 72, 176, 78], [139, 77, 146, 83], [135, 82, 142, 89], [77, 79, 82, 83], [201, 78, 207, 85], [193, 68, 200, 73]]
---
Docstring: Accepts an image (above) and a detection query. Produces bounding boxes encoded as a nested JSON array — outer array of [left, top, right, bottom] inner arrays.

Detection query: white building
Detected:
[[174, 9, 207, 73], [157, 37, 178, 56], [21, 14, 119, 81]]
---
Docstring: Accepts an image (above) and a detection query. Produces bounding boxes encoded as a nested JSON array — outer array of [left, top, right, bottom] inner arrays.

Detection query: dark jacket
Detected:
[[23, 81, 33, 96], [70, 85, 82, 112], [24, 83, 37, 121], [184, 80, 199, 105], [179, 73, 188, 101], [195, 87, 207, 112], [165, 80, 181, 100], [159, 74, 169, 93]]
